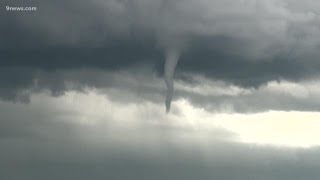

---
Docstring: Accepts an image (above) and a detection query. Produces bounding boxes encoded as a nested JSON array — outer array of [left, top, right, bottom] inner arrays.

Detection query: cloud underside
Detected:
[[2, 67, 320, 113]]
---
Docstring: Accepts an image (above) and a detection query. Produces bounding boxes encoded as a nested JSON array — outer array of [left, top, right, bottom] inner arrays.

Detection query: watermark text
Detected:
[[6, 5, 37, 12]]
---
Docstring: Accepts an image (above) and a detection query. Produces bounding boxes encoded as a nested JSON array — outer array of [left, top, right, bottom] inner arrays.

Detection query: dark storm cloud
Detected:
[[177, 36, 312, 87], [0, 66, 166, 103], [1, 66, 320, 113], [3, 1, 320, 179], [0, 42, 161, 69], [2, 0, 320, 107], [1, 0, 320, 70]]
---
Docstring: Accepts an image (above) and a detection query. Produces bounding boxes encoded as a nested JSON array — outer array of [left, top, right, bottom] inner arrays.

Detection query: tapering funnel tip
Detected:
[[165, 99, 171, 113]]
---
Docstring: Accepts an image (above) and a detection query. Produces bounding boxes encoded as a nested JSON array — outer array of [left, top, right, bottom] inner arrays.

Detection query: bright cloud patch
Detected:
[[214, 111, 320, 148], [3, 89, 320, 149]]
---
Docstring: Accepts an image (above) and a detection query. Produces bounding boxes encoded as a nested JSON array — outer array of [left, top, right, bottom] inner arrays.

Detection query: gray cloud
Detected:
[[3, 1, 320, 179], [1, 92, 320, 180], [2, 66, 320, 113], [2, 0, 320, 112], [2, 0, 320, 85]]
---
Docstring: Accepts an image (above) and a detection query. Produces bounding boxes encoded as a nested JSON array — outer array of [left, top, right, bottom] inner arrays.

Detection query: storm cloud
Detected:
[[2, 0, 320, 80], [2, 0, 320, 179]]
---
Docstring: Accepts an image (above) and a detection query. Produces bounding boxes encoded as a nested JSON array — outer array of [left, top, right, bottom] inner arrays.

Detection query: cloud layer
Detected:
[[2, 1, 320, 179], [2, 0, 320, 84], [2, 89, 320, 179]]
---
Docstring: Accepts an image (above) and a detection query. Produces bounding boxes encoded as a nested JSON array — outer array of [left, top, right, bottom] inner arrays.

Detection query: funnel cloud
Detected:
[[164, 47, 180, 112]]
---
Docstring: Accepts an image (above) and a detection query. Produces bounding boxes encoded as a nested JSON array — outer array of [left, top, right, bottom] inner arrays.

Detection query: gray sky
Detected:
[[2, 0, 320, 179]]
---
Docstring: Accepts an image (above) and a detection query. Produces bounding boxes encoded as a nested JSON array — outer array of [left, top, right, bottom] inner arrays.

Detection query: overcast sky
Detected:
[[2, 0, 320, 179]]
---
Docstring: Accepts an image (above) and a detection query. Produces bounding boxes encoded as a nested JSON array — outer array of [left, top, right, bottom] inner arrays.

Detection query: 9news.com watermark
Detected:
[[6, 5, 37, 12]]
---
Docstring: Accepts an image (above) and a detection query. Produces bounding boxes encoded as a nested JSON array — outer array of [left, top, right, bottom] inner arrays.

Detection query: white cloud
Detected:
[[215, 111, 320, 148], [2, 88, 320, 149], [261, 80, 310, 99]]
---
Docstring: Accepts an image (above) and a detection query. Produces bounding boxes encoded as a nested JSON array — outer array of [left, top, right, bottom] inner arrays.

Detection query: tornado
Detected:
[[164, 47, 180, 113]]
